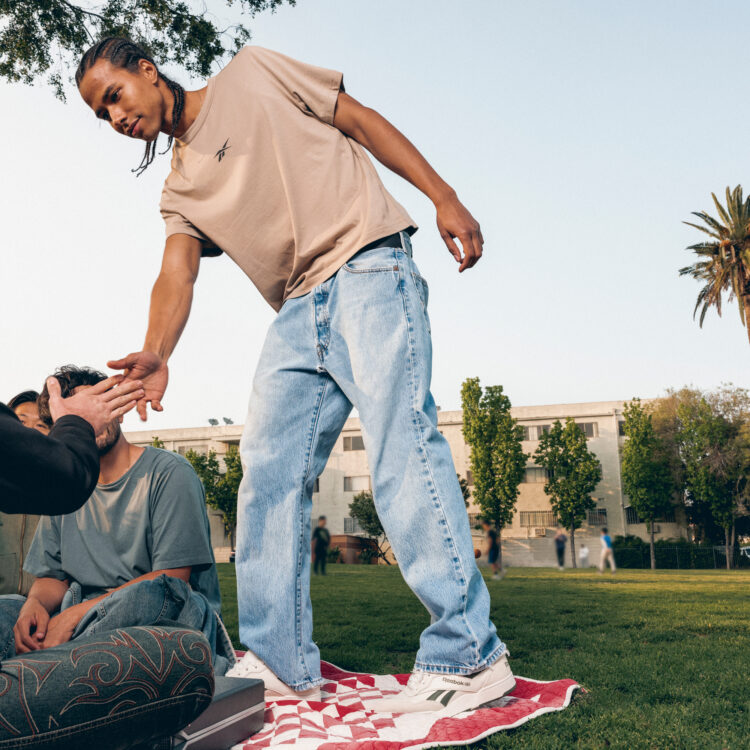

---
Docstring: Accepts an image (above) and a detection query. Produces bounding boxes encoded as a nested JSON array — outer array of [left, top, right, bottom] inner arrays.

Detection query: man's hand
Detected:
[[107, 351, 168, 422], [39, 610, 78, 650], [14, 597, 50, 653], [47, 375, 144, 435], [435, 193, 484, 272]]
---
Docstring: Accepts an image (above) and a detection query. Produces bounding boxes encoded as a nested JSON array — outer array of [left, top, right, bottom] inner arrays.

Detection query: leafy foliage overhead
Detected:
[[680, 185, 750, 345], [0, 0, 296, 99]]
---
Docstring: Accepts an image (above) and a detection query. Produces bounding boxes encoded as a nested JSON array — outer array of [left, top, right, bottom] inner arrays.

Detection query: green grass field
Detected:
[[217, 564, 750, 749]]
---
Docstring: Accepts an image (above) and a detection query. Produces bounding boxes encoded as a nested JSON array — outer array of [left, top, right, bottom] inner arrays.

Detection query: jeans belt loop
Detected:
[[399, 230, 413, 258]]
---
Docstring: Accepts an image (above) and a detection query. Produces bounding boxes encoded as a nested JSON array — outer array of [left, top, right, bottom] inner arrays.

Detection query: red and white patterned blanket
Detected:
[[234, 661, 580, 749]]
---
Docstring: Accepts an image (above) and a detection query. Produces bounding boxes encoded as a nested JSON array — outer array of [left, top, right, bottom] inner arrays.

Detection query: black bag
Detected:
[[171, 676, 265, 749]]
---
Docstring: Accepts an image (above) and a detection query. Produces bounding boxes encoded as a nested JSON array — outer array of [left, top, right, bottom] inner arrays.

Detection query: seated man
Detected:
[[0, 365, 233, 675]]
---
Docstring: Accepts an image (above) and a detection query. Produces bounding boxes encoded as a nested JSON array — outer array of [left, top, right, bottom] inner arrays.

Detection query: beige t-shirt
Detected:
[[160, 46, 417, 311]]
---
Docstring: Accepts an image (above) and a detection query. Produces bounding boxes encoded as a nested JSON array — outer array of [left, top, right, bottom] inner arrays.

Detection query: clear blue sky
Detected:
[[1, 0, 748, 430]]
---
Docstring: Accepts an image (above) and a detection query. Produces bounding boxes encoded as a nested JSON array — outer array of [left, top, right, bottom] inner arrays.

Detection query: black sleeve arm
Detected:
[[0, 404, 100, 515]]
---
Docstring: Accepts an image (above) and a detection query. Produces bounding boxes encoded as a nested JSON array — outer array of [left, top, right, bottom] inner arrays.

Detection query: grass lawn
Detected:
[[217, 564, 750, 749]]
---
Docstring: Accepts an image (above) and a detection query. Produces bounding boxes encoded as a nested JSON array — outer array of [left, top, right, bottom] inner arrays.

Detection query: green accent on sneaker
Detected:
[[427, 690, 444, 701], [440, 690, 456, 706]]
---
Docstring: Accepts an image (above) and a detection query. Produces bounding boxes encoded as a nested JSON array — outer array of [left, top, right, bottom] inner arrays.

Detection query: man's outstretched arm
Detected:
[[332, 92, 484, 272], [108, 233, 203, 420]]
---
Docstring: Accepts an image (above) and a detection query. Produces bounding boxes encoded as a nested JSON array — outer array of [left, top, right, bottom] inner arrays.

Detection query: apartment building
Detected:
[[125, 400, 686, 566]]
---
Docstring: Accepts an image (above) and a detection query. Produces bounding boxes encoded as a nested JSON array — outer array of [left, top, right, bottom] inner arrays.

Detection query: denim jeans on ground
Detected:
[[0, 625, 213, 749], [236, 233, 505, 690]]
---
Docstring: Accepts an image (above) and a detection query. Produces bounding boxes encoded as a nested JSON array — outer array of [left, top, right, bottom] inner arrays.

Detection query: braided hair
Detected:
[[76, 37, 185, 176]]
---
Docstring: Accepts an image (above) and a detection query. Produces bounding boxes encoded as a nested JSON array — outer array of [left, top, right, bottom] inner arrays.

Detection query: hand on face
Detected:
[[47, 375, 144, 434]]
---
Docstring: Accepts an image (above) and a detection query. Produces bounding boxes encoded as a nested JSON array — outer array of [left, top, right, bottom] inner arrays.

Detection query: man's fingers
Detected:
[[15, 620, 39, 652], [151, 399, 164, 413], [46, 377, 62, 402], [441, 232, 462, 264], [106, 356, 132, 371], [101, 379, 144, 402], [458, 233, 475, 272], [89, 374, 125, 394], [107, 388, 145, 409], [467, 231, 483, 269], [137, 397, 149, 422]]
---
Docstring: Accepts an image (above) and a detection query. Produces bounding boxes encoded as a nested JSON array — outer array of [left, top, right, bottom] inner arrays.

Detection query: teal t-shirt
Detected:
[[25, 447, 221, 613]]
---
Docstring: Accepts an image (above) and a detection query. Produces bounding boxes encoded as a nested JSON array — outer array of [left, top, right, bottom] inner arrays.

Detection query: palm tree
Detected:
[[680, 185, 750, 346]]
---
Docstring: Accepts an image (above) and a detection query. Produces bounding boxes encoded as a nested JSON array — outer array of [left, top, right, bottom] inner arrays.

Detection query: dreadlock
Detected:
[[76, 37, 185, 177]]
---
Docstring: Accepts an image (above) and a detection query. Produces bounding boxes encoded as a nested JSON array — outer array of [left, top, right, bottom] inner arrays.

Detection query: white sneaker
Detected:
[[365, 652, 515, 716], [226, 650, 322, 701]]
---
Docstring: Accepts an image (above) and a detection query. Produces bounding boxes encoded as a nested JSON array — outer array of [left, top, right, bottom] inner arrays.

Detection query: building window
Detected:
[[313, 477, 320, 493], [519, 510, 556, 527], [523, 467, 548, 484], [521, 425, 532, 441], [536, 424, 551, 439], [344, 475, 370, 492], [177, 445, 208, 456], [344, 517, 365, 534], [466, 470, 474, 486], [343, 435, 365, 451], [618, 421, 626, 437], [588, 509, 608, 526], [626, 506, 641, 525], [576, 422, 599, 438]]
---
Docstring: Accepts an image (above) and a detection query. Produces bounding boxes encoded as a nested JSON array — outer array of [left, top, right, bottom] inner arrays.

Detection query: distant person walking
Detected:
[[599, 527, 616, 574], [482, 521, 501, 580], [312, 516, 331, 575], [554, 527, 567, 570], [579, 543, 590, 568]]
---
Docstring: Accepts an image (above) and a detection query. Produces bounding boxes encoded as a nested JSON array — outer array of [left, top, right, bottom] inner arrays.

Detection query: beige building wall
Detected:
[[125, 399, 687, 566]]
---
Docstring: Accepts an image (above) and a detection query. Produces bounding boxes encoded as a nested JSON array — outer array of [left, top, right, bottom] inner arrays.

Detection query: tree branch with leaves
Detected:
[[0, 0, 296, 99]]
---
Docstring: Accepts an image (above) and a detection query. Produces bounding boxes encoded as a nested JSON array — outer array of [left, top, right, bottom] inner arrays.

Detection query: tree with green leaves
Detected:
[[457, 474, 471, 507], [461, 377, 526, 573], [681, 185, 750, 347], [183, 445, 242, 548], [1, 0, 295, 99], [534, 418, 602, 568], [677, 390, 748, 568], [621, 399, 676, 569], [348, 490, 391, 565]]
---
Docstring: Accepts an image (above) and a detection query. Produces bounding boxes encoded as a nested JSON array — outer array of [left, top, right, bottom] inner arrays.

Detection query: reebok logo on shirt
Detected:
[[215, 138, 231, 162]]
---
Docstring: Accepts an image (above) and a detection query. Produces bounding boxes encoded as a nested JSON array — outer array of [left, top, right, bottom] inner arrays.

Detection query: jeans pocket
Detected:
[[412, 272, 429, 312], [342, 246, 399, 273]]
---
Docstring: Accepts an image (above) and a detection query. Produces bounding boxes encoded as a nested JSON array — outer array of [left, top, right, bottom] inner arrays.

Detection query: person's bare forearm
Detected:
[[144, 269, 196, 361], [335, 97, 454, 207], [61, 567, 191, 626], [334, 93, 484, 270], [27, 577, 69, 613]]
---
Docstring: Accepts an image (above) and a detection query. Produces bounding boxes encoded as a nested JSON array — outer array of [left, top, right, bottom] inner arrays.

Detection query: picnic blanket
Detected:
[[234, 661, 580, 749]]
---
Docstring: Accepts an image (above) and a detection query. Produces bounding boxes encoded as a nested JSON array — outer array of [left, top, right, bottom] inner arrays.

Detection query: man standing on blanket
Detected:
[[76, 37, 515, 715]]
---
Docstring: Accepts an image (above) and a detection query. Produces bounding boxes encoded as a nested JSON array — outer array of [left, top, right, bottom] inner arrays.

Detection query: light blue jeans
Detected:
[[236, 233, 504, 690]]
